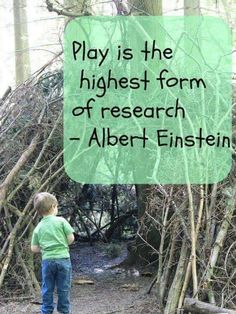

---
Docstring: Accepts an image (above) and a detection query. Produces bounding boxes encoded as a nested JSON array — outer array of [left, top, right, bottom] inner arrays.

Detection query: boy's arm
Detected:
[[62, 218, 75, 245], [67, 233, 75, 245], [31, 230, 41, 253]]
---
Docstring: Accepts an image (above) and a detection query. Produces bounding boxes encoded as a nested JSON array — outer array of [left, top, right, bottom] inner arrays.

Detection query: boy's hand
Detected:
[[31, 245, 41, 253], [67, 233, 75, 245]]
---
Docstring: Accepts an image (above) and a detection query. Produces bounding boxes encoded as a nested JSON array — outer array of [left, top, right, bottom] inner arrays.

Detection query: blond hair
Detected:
[[34, 192, 58, 215]]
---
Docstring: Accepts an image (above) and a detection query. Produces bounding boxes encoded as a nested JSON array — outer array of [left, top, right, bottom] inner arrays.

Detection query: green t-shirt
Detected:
[[31, 215, 74, 260]]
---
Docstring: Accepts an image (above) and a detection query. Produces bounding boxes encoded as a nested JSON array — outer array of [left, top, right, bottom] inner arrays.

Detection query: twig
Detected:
[[0, 87, 11, 103]]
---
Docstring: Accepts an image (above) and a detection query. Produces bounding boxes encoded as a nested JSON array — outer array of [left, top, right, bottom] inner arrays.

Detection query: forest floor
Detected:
[[0, 242, 159, 314]]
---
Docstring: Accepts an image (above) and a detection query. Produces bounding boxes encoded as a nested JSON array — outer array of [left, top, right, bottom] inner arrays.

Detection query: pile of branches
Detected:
[[0, 55, 137, 297], [138, 174, 236, 313], [0, 55, 64, 297]]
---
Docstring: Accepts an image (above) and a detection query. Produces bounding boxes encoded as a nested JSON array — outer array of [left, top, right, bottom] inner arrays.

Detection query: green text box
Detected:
[[64, 16, 232, 184]]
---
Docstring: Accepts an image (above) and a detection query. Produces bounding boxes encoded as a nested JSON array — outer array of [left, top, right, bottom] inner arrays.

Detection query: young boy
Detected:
[[31, 192, 75, 314]]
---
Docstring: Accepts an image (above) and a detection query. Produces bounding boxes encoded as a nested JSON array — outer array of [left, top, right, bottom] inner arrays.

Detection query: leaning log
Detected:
[[184, 298, 236, 314]]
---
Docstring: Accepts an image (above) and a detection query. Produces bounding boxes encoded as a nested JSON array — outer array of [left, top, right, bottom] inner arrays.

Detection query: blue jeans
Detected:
[[41, 258, 72, 314]]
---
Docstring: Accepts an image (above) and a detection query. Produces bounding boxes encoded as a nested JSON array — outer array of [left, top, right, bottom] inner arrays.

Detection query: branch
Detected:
[[184, 298, 236, 314], [0, 133, 40, 213]]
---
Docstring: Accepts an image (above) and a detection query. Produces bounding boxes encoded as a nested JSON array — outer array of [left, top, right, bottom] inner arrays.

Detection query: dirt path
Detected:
[[0, 243, 159, 314], [0, 278, 158, 314]]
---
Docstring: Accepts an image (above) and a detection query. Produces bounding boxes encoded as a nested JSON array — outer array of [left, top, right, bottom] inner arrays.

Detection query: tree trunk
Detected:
[[111, 184, 116, 224], [135, 184, 150, 218], [133, 0, 162, 220], [123, 0, 163, 266], [13, 0, 31, 86]]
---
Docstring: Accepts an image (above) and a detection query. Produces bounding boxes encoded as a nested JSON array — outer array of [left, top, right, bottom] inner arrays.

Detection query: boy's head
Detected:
[[34, 192, 58, 216]]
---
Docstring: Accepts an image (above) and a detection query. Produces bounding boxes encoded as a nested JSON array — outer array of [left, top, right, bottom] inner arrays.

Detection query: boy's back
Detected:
[[32, 215, 74, 260]]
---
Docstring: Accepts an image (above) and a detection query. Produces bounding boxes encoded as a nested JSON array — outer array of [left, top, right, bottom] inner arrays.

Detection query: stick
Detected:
[[184, 298, 236, 314]]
